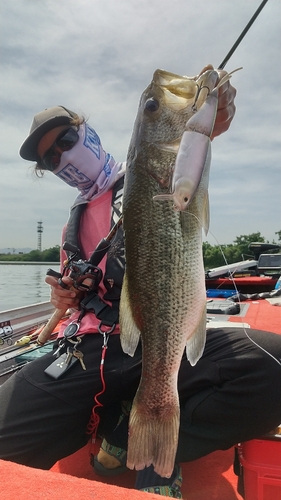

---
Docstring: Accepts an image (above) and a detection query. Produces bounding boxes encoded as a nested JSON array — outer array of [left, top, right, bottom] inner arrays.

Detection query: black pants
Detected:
[[0, 328, 281, 469]]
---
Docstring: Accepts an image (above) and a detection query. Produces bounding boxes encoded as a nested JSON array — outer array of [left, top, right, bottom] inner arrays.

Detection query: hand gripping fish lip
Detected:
[[153, 69, 239, 212]]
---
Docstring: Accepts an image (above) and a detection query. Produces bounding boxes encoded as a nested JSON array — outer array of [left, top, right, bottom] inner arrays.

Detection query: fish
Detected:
[[119, 67, 232, 478]]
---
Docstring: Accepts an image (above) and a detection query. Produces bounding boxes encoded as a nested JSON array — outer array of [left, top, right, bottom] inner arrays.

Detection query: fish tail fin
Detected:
[[127, 399, 180, 478], [185, 307, 207, 366]]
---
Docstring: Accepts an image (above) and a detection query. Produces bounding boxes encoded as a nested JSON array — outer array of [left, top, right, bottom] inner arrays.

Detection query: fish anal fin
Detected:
[[185, 307, 207, 366]]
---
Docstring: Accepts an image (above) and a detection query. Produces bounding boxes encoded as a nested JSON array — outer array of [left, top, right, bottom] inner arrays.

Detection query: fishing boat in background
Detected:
[[205, 242, 281, 295]]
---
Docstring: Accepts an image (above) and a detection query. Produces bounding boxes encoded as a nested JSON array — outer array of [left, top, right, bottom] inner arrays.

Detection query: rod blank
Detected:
[[218, 0, 269, 69]]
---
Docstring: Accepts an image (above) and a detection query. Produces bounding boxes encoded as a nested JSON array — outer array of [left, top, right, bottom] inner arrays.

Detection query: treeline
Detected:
[[1, 231, 280, 268], [203, 232, 281, 270], [0, 246, 60, 262]]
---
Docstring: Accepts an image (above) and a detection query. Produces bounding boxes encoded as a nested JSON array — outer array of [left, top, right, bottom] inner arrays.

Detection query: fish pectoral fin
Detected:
[[156, 138, 181, 153], [153, 193, 174, 202], [185, 307, 207, 366], [120, 276, 141, 356]]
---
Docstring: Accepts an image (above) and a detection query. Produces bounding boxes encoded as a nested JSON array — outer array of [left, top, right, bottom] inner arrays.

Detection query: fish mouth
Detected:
[[149, 68, 218, 156], [152, 68, 218, 112]]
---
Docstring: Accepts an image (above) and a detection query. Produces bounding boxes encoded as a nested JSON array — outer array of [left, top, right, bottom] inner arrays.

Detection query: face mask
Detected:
[[53, 123, 124, 202]]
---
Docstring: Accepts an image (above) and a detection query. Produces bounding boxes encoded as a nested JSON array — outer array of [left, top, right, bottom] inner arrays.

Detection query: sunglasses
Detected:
[[41, 127, 79, 171]]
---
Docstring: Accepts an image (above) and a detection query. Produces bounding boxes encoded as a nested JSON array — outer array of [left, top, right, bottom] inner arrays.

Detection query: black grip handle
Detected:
[[46, 268, 62, 279], [46, 268, 69, 289], [62, 241, 80, 254]]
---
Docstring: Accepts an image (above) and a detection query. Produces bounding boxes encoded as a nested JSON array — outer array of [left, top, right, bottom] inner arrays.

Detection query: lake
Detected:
[[0, 263, 60, 312]]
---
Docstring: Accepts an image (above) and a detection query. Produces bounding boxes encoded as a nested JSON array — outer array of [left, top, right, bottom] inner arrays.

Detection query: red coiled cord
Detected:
[[87, 332, 109, 442]]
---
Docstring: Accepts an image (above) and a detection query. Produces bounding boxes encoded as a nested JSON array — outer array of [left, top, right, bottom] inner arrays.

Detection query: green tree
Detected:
[[21, 250, 43, 261], [42, 246, 60, 262], [275, 231, 281, 242], [203, 232, 268, 269], [203, 242, 224, 269], [233, 232, 265, 246], [0, 248, 60, 262], [233, 232, 266, 260]]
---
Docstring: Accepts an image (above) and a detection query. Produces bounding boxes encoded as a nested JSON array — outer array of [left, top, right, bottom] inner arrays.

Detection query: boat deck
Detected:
[[2, 445, 242, 500], [1, 296, 281, 499]]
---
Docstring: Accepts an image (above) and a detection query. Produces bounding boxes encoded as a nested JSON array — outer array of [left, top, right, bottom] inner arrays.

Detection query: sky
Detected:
[[0, 0, 280, 251]]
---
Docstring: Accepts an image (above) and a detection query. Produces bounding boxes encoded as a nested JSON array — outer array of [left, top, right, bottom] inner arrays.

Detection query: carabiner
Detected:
[[98, 322, 116, 348]]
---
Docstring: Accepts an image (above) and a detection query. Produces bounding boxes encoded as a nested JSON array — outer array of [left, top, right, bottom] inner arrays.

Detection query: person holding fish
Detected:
[[1, 64, 281, 499]]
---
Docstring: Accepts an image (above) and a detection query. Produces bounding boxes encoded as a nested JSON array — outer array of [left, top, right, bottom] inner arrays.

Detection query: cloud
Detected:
[[0, 0, 280, 249]]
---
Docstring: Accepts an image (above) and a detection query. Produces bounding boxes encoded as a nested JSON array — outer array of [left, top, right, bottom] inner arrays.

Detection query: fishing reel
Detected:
[[47, 242, 103, 294]]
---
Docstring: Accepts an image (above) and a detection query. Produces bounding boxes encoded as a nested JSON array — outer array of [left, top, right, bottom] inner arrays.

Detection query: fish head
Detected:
[[127, 69, 217, 190], [134, 69, 199, 142]]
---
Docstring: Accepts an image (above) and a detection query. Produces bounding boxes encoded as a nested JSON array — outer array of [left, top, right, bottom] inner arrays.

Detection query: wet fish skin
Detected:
[[120, 69, 215, 477]]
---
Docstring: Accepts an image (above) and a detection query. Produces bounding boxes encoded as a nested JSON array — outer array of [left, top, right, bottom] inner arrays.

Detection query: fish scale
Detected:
[[120, 68, 220, 477]]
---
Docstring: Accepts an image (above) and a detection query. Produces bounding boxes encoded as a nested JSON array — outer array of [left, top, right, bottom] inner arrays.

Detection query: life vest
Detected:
[[64, 177, 125, 328]]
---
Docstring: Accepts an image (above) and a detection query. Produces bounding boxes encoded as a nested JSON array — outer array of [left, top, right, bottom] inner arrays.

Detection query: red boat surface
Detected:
[[206, 276, 278, 294]]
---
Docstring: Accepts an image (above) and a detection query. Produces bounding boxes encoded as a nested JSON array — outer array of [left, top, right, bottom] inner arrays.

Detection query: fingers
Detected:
[[45, 275, 81, 309], [198, 63, 214, 76], [211, 69, 237, 140], [196, 64, 237, 139], [195, 64, 236, 139], [217, 70, 237, 110]]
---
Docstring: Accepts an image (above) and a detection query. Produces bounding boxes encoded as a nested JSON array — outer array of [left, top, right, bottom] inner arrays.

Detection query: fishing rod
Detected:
[[218, 0, 269, 69]]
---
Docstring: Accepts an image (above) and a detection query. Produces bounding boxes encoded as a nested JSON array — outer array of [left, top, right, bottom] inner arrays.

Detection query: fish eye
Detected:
[[145, 98, 159, 112]]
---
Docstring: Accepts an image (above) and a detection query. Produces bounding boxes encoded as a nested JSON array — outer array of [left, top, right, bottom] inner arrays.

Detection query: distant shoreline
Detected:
[[0, 261, 60, 265]]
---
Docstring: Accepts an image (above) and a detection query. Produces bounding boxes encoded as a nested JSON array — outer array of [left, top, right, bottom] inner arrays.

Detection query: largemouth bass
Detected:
[[120, 68, 226, 478]]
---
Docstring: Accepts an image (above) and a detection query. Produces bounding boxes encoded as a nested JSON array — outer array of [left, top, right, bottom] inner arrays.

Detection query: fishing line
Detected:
[[178, 0, 277, 363], [181, 209, 281, 367]]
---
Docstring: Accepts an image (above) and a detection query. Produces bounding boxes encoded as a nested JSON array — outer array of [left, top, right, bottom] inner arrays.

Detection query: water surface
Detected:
[[0, 263, 60, 312]]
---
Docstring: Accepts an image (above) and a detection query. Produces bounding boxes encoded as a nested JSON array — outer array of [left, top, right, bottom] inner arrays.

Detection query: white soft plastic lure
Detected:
[[153, 69, 241, 214]]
